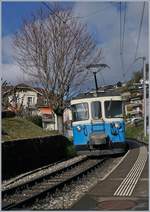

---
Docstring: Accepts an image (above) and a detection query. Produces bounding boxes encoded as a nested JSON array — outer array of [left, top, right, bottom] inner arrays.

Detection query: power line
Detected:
[[72, 4, 112, 19], [42, 1, 86, 53], [124, 2, 146, 78], [119, 2, 122, 55], [42, 2, 67, 24], [121, 2, 127, 79], [121, 2, 127, 54], [134, 2, 145, 60], [119, 2, 126, 80]]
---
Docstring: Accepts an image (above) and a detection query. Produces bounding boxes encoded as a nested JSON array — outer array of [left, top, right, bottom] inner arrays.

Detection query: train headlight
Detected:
[[114, 122, 120, 128], [77, 125, 82, 132]]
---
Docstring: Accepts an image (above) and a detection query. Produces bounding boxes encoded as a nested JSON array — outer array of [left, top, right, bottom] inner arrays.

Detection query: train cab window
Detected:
[[105, 100, 123, 118], [72, 103, 89, 121], [91, 101, 102, 120]]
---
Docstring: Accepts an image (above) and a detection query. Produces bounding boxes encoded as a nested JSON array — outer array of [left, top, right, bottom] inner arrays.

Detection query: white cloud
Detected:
[[2, 64, 29, 85], [2, 35, 14, 64], [2, 1, 148, 89], [72, 1, 149, 87]]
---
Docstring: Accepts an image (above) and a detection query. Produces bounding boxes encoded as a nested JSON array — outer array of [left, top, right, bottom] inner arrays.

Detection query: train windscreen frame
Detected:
[[91, 101, 102, 120], [72, 103, 89, 121], [104, 100, 123, 118]]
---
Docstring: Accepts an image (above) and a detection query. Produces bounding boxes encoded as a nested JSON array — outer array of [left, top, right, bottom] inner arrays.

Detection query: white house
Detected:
[[7, 84, 41, 115]]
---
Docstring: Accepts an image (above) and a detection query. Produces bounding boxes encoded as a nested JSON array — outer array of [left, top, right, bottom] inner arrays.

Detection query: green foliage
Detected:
[[132, 70, 142, 83], [54, 107, 64, 116], [125, 70, 142, 91], [27, 115, 43, 128], [2, 117, 59, 141], [117, 81, 122, 87], [126, 122, 148, 144], [65, 139, 77, 158]]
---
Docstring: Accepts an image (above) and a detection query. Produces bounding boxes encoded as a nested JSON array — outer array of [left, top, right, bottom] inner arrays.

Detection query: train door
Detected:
[[71, 102, 90, 146]]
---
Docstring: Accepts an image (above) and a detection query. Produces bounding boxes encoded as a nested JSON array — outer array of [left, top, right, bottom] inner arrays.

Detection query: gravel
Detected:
[[3, 154, 124, 210], [2, 155, 87, 191], [31, 156, 123, 210]]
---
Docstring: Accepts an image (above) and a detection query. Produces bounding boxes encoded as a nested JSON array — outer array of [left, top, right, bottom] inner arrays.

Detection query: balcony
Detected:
[[42, 114, 55, 123]]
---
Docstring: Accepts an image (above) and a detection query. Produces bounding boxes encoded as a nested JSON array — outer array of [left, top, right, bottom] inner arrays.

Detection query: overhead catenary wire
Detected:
[[72, 4, 112, 19], [124, 2, 146, 79], [119, 2, 126, 80], [41, 1, 93, 75], [119, 2, 122, 55], [42, 2, 67, 24], [42, 1, 109, 93], [121, 2, 127, 79], [121, 2, 127, 55], [41, 1, 100, 59], [134, 2, 145, 60]]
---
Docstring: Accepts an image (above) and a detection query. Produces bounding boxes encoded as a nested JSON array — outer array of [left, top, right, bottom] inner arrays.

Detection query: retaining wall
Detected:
[[2, 135, 70, 180]]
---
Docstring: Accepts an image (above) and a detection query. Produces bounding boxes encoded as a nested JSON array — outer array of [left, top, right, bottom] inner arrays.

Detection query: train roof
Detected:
[[72, 90, 121, 100]]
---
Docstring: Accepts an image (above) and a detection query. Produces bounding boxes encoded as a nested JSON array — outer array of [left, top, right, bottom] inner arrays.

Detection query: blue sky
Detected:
[[2, 1, 149, 89], [2, 1, 75, 36], [2, 2, 45, 36]]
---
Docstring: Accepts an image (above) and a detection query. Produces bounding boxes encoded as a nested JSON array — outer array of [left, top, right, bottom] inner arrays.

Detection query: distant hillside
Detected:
[[2, 117, 59, 141]]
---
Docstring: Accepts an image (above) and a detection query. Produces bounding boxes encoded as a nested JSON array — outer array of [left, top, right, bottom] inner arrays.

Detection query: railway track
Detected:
[[2, 156, 106, 210]]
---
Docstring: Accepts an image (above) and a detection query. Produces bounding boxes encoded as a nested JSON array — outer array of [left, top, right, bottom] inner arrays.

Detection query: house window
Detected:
[[27, 97, 34, 105], [44, 99, 48, 105]]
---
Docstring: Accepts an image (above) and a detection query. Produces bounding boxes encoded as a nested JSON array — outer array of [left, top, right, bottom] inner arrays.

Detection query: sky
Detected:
[[2, 1, 149, 90]]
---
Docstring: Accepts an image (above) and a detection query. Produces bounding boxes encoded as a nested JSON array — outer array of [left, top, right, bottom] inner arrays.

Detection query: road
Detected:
[[72, 140, 148, 210]]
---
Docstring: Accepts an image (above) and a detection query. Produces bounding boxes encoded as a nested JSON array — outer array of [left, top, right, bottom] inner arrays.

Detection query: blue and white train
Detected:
[[71, 91, 128, 156]]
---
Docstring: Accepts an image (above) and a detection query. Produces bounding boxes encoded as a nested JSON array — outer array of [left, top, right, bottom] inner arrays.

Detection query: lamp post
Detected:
[[134, 57, 146, 137], [86, 64, 110, 94]]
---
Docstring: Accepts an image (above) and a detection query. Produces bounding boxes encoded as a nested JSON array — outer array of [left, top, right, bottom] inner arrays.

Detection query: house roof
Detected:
[[16, 83, 30, 88], [72, 90, 121, 100], [2, 84, 43, 95], [38, 107, 53, 114], [16, 84, 43, 94]]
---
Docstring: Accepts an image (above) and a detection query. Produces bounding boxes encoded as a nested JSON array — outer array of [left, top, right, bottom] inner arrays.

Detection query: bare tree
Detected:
[[2, 80, 10, 111], [13, 8, 103, 131], [2, 81, 25, 115]]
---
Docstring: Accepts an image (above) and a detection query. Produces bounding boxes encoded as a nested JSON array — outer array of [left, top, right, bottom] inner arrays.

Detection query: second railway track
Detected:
[[2, 156, 107, 210]]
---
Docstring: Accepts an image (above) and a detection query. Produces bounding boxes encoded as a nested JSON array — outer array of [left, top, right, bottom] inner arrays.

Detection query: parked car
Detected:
[[131, 117, 143, 125]]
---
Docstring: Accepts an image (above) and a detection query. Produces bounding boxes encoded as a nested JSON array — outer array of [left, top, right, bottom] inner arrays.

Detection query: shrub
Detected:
[[65, 139, 77, 158], [27, 115, 43, 128], [2, 111, 16, 118]]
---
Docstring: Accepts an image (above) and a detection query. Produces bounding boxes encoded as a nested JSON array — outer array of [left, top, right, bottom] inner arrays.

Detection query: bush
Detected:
[[65, 139, 77, 158], [27, 115, 43, 128], [2, 111, 16, 118]]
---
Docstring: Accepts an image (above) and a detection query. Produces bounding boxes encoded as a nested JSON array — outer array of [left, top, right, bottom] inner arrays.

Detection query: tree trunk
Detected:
[[56, 115, 64, 134]]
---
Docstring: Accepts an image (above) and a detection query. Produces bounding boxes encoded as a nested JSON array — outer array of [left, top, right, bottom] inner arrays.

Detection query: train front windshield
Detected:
[[105, 100, 123, 118], [72, 103, 89, 121]]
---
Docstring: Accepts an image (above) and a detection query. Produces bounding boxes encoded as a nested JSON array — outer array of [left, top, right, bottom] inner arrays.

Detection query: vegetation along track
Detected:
[[2, 156, 106, 210]]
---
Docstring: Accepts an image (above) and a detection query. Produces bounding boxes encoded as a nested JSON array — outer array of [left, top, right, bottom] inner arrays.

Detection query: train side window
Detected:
[[91, 101, 102, 120]]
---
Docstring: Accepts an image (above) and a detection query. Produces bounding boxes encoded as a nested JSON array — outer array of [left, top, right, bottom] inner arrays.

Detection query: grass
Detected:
[[2, 117, 59, 142], [126, 122, 149, 144]]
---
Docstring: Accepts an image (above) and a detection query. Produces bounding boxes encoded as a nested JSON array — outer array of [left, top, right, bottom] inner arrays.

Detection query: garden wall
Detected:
[[2, 135, 72, 180]]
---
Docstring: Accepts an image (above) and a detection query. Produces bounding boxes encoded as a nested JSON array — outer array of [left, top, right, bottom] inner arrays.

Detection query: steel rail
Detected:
[[2, 156, 88, 197], [2, 157, 106, 210]]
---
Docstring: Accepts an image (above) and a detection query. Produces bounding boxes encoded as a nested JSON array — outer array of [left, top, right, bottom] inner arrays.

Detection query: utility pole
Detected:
[[143, 57, 147, 137], [134, 56, 147, 137]]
